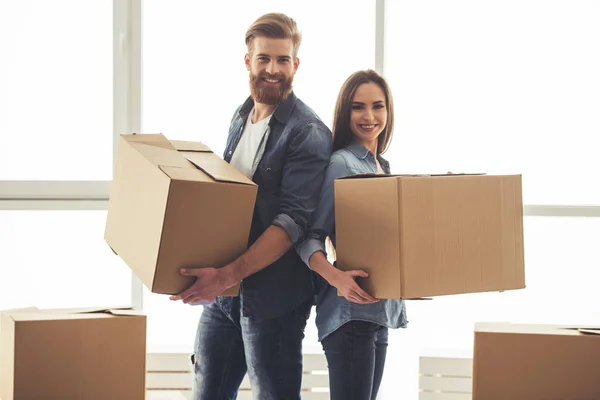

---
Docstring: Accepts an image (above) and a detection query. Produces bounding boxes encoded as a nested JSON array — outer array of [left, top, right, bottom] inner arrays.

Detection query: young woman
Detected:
[[297, 70, 407, 400]]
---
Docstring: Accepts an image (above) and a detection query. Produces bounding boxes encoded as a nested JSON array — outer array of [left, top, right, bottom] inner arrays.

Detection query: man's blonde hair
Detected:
[[245, 13, 302, 58]]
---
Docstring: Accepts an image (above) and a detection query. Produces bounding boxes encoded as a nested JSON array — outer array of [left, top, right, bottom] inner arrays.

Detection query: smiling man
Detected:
[[169, 12, 332, 400]]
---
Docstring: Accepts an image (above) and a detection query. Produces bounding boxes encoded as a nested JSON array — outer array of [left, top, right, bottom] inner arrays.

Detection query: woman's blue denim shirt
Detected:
[[296, 143, 408, 341]]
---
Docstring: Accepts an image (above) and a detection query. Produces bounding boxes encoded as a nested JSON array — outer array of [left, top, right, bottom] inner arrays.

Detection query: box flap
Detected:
[[122, 134, 254, 184], [577, 328, 600, 335], [33, 306, 133, 315], [578, 328, 600, 335], [424, 172, 487, 177], [476, 322, 600, 336], [336, 173, 488, 180], [341, 172, 495, 181], [105, 309, 145, 316], [563, 327, 600, 335], [131, 141, 190, 169], [1, 307, 39, 314], [337, 173, 393, 180], [1, 307, 39, 320], [158, 165, 214, 183], [181, 152, 255, 185], [5, 306, 141, 321], [171, 140, 212, 153], [123, 133, 176, 150], [107, 242, 119, 256], [72, 306, 134, 315]]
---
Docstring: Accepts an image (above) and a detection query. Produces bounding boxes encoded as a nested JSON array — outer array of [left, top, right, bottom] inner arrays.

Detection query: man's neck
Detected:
[[252, 101, 277, 123]]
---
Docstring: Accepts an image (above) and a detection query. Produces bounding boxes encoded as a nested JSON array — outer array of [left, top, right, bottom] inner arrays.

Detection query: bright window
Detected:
[[384, 0, 600, 205], [0, 211, 131, 311], [0, 1, 113, 180]]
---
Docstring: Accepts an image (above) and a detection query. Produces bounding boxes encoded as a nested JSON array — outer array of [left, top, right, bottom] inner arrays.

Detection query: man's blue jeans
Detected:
[[191, 296, 312, 400]]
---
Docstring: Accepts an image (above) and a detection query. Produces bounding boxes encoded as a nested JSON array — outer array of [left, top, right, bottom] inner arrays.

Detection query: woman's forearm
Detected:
[[309, 251, 341, 286]]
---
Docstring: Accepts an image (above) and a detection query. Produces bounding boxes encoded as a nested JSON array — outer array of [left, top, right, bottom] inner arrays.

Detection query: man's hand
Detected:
[[169, 225, 292, 305], [169, 267, 237, 305], [331, 269, 379, 305]]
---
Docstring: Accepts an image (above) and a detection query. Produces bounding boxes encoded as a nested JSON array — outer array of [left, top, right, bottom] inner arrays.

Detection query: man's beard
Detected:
[[249, 70, 294, 106]]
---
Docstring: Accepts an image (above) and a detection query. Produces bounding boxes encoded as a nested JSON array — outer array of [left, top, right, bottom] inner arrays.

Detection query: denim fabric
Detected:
[[222, 91, 332, 319], [296, 143, 408, 341], [321, 321, 389, 400], [192, 296, 312, 400]]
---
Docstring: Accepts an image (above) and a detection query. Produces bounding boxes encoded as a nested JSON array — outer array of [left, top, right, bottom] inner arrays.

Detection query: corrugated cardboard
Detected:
[[334, 174, 525, 299], [105, 133, 258, 295], [473, 322, 600, 400], [0, 306, 146, 400]]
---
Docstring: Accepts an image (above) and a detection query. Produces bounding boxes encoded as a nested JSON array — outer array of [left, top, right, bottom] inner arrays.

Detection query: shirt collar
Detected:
[[346, 143, 371, 160], [347, 143, 391, 173], [238, 91, 298, 125]]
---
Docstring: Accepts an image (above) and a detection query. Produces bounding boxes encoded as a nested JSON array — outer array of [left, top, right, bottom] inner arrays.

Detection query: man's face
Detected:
[[245, 36, 299, 106]]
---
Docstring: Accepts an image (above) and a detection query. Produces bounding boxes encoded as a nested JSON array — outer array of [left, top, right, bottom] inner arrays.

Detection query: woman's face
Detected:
[[349, 82, 387, 145]]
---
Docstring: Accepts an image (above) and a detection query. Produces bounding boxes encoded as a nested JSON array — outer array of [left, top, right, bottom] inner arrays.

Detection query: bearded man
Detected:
[[169, 12, 333, 400]]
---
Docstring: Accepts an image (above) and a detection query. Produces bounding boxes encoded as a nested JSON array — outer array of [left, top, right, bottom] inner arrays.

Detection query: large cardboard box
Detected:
[[0, 306, 146, 400], [334, 174, 525, 299], [105, 133, 258, 295], [473, 322, 600, 400]]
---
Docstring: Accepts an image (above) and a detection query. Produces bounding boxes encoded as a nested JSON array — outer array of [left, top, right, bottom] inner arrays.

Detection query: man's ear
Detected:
[[244, 54, 251, 71], [293, 57, 300, 72]]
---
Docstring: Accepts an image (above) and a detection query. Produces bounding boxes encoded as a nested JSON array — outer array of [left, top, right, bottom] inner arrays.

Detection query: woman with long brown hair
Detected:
[[297, 69, 407, 399]]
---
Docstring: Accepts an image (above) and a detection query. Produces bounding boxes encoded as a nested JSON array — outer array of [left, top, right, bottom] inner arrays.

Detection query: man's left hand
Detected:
[[169, 267, 236, 305]]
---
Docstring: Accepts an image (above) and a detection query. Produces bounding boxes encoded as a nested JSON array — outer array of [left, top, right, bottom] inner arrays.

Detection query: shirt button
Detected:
[[266, 167, 271, 172], [228, 151, 233, 155]]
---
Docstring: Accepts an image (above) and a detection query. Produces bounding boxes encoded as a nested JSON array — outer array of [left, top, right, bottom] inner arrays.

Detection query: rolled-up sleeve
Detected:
[[272, 213, 302, 243], [272, 122, 332, 244], [296, 153, 350, 268]]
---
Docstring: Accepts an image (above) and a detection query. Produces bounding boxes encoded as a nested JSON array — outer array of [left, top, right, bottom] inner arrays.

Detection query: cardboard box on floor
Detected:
[[0, 306, 146, 400], [473, 322, 600, 400], [105, 133, 258, 296], [334, 174, 525, 299]]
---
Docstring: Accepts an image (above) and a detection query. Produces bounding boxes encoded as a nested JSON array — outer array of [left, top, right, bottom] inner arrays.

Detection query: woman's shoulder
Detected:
[[329, 147, 376, 177], [330, 148, 351, 164], [326, 150, 352, 178], [331, 145, 365, 164]]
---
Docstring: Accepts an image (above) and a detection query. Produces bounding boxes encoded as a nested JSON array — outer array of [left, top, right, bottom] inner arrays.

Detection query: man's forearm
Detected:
[[224, 224, 293, 283]]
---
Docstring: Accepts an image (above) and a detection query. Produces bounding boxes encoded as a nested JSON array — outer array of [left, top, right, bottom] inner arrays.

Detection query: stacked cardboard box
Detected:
[[0, 307, 146, 400], [472, 322, 600, 399]]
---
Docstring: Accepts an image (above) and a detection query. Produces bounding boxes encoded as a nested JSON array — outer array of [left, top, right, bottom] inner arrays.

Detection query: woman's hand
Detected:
[[330, 269, 379, 304]]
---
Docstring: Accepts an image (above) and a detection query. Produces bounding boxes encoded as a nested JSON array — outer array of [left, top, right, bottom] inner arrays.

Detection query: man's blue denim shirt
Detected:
[[296, 144, 408, 341], [223, 91, 332, 319]]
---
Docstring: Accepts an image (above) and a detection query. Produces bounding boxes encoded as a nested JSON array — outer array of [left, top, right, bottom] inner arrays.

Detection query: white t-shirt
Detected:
[[230, 109, 272, 179]]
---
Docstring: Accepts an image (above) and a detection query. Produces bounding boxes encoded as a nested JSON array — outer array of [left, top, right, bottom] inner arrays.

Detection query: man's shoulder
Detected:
[[289, 97, 328, 128], [280, 98, 332, 150]]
